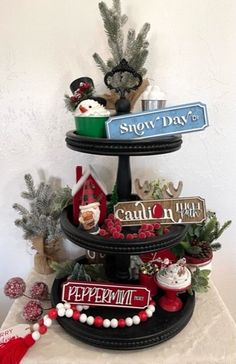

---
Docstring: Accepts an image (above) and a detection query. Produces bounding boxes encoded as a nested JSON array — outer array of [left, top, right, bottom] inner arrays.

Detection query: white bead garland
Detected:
[[56, 303, 64, 310], [79, 313, 87, 323], [32, 331, 41, 341], [64, 303, 71, 310], [103, 319, 111, 328], [57, 308, 66, 317], [145, 308, 153, 318], [44, 317, 52, 327], [125, 317, 133, 327], [148, 304, 155, 313], [110, 318, 118, 328], [132, 315, 141, 325], [32, 323, 39, 331], [87, 316, 95, 325], [31, 300, 156, 344]]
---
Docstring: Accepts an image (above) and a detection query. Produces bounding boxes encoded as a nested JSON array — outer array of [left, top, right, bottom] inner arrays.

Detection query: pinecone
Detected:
[[190, 240, 212, 259]]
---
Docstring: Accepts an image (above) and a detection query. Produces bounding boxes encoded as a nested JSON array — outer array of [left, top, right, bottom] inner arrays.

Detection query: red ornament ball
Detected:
[[30, 282, 49, 300], [23, 300, 43, 322], [4, 277, 26, 298], [94, 316, 103, 327]]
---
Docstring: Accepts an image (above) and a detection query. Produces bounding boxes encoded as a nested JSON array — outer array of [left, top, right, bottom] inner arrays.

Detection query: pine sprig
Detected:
[[93, 0, 150, 87], [13, 174, 72, 245]]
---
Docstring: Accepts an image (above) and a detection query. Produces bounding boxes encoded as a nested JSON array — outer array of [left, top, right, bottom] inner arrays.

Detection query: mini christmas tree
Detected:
[[93, 0, 150, 91]]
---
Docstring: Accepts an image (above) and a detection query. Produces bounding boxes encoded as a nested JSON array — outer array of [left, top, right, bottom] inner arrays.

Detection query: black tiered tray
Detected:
[[51, 257, 195, 350], [51, 132, 195, 350], [65, 131, 182, 156], [61, 205, 188, 254]]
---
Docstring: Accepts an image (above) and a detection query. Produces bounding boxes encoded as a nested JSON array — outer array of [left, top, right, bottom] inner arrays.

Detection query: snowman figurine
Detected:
[[74, 99, 110, 117]]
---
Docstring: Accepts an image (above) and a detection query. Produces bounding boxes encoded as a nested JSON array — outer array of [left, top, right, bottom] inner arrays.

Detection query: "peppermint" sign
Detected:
[[62, 281, 150, 309], [114, 197, 206, 226], [105, 102, 208, 139]]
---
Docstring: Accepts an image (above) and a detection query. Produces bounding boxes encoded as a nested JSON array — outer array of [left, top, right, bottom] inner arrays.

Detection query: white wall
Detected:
[[0, 0, 235, 324]]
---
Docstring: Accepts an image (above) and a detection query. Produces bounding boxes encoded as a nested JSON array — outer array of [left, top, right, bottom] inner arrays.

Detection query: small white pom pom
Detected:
[[32, 331, 41, 341], [110, 318, 118, 328], [57, 308, 66, 317], [132, 315, 141, 325], [64, 303, 71, 310], [79, 313, 87, 323], [103, 319, 111, 328], [87, 316, 94, 325], [56, 303, 64, 310], [145, 308, 153, 318], [65, 309, 74, 318], [44, 317, 52, 327], [83, 306, 90, 310], [125, 317, 133, 327]]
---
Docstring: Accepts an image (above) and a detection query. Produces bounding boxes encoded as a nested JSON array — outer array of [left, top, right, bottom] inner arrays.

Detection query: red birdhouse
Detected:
[[72, 165, 107, 225]]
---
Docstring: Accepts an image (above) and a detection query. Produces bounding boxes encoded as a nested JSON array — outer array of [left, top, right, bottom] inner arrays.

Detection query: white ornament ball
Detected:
[[83, 306, 89, 310], [65, 309, 73, 318], [57, 308, 66, 317], [132, 315, 141, 325], [76, 305, 84, 312], [125, 317, 133, 327], [110, 318, 118, 328], [64, 303, 71, 310], [32, 331, 41, 341], [148, 304, 155, 313], [32, 323, 39, 331], [145, 308, 153, 318], [103, 319, 111, 328], [44, 317, 52, 327], [87, 316, 95, 326], [56, 303, 64, 310], [79, 313, 87, 323]]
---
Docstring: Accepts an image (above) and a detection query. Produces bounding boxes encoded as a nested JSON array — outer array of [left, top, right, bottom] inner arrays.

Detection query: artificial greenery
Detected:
[[93, 0, 150, 87], [188, 268, 211, 295], [150, 179, 167, 199], [13, 174, 72, 244], [172, 211, 232, 258], [107, 184, 118, 213], [64, 81, 94, 112], [50, 260, 107, 281]]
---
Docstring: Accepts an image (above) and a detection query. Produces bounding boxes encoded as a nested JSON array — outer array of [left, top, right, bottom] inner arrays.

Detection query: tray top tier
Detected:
[[65, 131, 182, 156], [61, 205, 188, 255]]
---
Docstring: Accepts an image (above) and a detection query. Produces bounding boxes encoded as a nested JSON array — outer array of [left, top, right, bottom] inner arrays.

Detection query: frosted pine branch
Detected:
[[12, 203, 29, 215]]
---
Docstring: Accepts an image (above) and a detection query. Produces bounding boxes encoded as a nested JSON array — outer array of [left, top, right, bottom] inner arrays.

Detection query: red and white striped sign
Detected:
[[62, 281, 150, 309]]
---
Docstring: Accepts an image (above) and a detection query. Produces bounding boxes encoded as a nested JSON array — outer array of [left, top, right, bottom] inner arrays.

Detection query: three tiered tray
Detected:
[[51, 132, 195, 350]]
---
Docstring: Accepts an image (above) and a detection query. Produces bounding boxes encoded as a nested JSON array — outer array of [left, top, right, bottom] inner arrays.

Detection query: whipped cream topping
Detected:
[[141, 85, 166, 101], [156, 259, 191, 290], [74, 99, 110, 117]]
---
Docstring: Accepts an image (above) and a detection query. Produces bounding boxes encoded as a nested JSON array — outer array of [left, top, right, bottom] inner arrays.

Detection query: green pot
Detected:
[[74, 116, 108, 138]]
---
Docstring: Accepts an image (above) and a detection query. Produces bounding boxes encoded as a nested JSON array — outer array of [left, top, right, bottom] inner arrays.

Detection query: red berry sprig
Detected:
[[99, 215, 170, 240]]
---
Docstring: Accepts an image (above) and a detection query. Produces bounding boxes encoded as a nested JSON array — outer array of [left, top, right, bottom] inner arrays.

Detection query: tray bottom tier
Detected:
[[51, 278, 195, 350]]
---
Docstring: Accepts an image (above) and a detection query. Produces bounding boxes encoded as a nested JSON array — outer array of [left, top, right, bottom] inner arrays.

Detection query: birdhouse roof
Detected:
[[72, 165, 107, 197]]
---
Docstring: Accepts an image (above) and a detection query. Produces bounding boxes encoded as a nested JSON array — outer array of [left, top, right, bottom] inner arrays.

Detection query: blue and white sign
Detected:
[[105, 102, 209, 139]]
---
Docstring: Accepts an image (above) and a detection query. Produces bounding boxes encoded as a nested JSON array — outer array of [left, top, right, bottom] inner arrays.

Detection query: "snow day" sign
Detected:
[[105, 102, 208, 139], [114, 197, 206, 226], [62, 281, 150, 309]]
